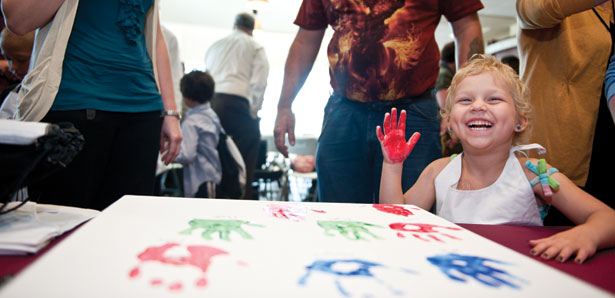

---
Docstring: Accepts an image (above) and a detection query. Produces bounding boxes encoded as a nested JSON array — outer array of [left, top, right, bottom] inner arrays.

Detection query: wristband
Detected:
[[161, 110, 181, 120]]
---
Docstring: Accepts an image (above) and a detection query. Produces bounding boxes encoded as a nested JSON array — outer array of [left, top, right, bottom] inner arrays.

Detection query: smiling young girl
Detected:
[[378, 54, 615, 264]]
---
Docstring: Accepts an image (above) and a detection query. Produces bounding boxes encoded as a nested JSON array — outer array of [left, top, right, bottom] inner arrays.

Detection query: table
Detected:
[[0, 224, 81, 286], [460, 224, 615, 294], [0, 198, 613, 296]]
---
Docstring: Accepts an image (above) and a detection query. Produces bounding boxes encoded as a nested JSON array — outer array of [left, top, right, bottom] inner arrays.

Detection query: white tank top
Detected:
[[434, 145, 543, 226]]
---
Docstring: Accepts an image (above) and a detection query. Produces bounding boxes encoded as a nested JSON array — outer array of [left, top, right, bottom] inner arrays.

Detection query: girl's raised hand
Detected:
[[377, 108, 420, 164]]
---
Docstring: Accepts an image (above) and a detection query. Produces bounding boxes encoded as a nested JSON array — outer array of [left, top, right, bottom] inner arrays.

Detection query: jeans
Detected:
[[315, 93, 441, 204]]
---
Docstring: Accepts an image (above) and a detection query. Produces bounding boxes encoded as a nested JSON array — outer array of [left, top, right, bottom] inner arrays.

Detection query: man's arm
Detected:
[[2, 0, 65, 35], [449, 12, 484, 70], [516, 0, 603, 30], [274, 28, 325, 157]]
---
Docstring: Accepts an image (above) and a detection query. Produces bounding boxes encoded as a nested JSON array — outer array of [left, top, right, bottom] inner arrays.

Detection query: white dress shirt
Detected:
[[162, 26, 184, 114], [205, 29, 269, 119]]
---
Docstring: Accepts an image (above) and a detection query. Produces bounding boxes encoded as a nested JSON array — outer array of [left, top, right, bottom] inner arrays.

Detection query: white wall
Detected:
[[161, 22, 331, 139], [159, 17, 503, 140]]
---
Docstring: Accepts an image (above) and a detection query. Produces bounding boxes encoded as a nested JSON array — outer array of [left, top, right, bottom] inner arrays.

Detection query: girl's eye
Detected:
[[456, 98, 471, 104], [488, 97, 503, 102]]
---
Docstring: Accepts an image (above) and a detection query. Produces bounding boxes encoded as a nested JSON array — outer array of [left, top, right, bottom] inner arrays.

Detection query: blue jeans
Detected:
[[315, 93, 441, 204]]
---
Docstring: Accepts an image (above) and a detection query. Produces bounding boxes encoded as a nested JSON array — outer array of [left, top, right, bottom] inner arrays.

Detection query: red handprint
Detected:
[[373, 204, 414, 217], [390, 223, 462, 243], [377, 108, 420, 163]]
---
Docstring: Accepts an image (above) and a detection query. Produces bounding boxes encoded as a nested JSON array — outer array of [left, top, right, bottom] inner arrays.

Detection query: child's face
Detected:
[[448, 71, 525, 151]]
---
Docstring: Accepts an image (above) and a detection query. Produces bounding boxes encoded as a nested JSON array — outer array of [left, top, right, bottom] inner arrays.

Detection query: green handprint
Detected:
[[317, 220, 383, 240], [180, 219, 263, 241]]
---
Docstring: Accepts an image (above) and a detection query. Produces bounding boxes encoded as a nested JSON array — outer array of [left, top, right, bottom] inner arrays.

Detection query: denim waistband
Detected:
[[333, 89, 435, 110]]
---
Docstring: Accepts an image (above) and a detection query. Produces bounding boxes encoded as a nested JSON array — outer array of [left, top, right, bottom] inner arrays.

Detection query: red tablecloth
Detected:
[[0, 224, 80, 284], [461, 224, 615, 294]]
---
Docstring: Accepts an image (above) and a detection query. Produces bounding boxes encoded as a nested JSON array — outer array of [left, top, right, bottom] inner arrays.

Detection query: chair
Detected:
[[286, 136, 318, 202], [154, 163, 184, 197], [253, 139, 287, 201]]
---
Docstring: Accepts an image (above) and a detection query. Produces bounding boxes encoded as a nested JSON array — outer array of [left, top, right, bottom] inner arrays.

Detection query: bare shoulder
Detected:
[[422, 157, 452, 179]]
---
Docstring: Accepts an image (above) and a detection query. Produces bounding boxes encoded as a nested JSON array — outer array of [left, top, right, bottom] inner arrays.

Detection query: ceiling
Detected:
[[160, 0, 518, 43]]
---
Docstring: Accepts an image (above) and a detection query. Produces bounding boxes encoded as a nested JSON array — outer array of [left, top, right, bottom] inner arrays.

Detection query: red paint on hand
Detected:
[[377, 108, 421, 163]]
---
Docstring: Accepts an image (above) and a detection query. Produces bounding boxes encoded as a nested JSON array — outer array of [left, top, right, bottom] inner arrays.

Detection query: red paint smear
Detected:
[[196, 277, 207, 287], [150, 278, 163, 286], [389, 222, 461, 234], [237, 260, 248, 267], [428, 234, 444, 243], [169, 282, 183, 291], [412, 234, 428, 242], [373, 204, 413, 217], [129, 267, 140, 278], [312, 209, 326, 213], [396, 232, 405, 238]]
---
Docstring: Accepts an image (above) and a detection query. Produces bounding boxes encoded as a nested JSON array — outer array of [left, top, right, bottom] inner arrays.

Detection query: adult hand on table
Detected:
[[160, 115, 182, 165], [274, 106, 295, 158], [377, 108, 420, 164]]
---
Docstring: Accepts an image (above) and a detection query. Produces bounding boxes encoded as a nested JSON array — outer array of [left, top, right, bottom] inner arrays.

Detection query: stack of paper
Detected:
[[0, 119, 53, 146], [0, 202, 99, 255]]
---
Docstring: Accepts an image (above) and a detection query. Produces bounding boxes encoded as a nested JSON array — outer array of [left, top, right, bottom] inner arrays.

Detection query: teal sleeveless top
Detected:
[[52, 0, 163, 112]]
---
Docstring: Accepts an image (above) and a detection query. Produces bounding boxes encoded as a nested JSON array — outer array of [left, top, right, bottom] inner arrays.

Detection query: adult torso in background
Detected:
[[53, 0, 162, 113], [294, 0, 483, 102], [518, 2, 612, 186]]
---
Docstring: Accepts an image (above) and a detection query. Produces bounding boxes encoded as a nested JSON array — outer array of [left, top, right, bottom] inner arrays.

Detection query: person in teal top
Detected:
[[2, 0, 182, 210], [54, 0, 163, 113]]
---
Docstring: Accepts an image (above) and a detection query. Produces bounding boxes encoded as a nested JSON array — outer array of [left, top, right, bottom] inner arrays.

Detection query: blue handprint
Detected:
[[427, 253, 523, 289]]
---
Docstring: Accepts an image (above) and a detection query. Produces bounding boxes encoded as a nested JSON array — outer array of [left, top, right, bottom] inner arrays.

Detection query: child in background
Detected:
[[378, 54, 615, 264], [175, 71, 224, 198], [0, 28, 35, 119]]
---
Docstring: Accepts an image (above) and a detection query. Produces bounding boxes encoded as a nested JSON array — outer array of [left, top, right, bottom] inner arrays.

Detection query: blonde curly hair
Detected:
[[440, 54, 533, 145]]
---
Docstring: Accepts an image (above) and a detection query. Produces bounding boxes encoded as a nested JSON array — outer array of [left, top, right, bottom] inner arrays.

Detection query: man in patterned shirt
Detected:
[[274, 0, 484, 204]]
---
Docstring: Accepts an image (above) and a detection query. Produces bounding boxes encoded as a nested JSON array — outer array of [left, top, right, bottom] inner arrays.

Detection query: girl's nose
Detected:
[[470, 99, 487, 112]]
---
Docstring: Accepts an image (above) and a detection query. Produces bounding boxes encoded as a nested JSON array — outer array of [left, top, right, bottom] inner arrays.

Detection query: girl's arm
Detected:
[[2, 0, 65, 35], [526, 159, 615, 263], [377, 108, 439, 210], [379, 162, 405, 205], [379, 159, 442, 210]]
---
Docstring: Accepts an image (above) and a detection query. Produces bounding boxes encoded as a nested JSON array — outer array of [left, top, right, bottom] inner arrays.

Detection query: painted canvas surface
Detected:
[[0, 195, 610, 298]]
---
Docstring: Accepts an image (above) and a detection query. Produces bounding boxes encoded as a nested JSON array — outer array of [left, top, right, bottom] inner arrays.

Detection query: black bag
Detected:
[[0, 122, 84, 214], [195, 132, 245, 199]]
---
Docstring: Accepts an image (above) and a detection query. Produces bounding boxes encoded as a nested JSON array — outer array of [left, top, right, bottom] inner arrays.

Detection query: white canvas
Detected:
[[0, 195, 610, 298]]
